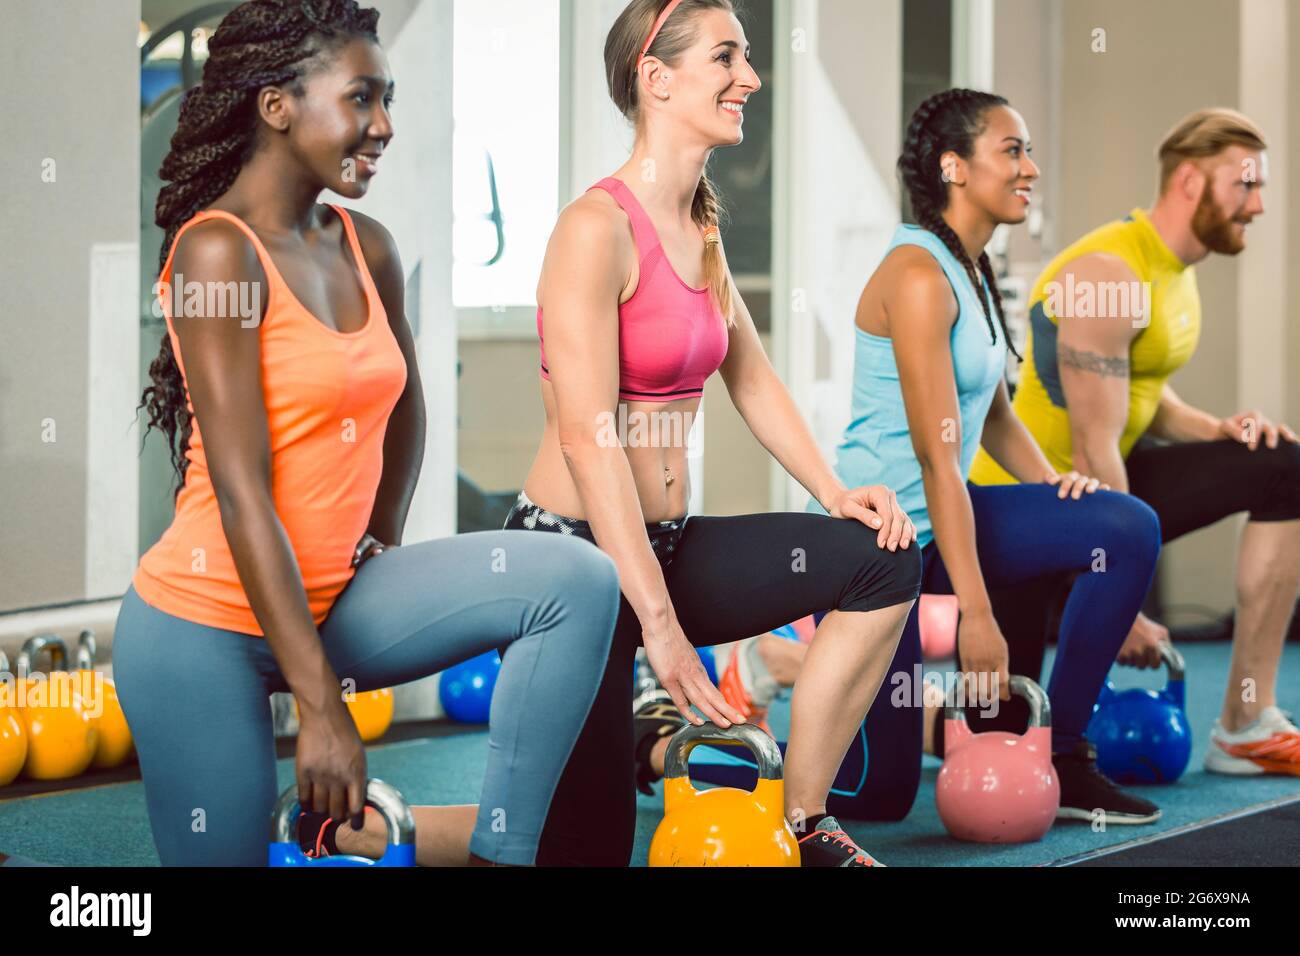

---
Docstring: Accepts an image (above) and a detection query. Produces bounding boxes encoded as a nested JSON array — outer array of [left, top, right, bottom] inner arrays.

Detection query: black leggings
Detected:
[[966, 438, 1300, 749], [503, 493, 921, 866]]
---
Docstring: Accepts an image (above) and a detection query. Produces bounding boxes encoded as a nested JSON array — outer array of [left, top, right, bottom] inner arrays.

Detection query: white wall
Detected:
[[774, 0, 903, 510], [1237, 0, 1289, 425], [1, 0, 141, 612]]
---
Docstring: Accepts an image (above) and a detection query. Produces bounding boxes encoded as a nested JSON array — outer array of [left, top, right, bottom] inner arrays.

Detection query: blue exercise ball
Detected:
[[439, 651, 501, 723]]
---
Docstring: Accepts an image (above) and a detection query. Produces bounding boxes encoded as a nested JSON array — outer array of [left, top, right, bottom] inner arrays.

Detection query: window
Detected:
[[452, 0, 561, 309]]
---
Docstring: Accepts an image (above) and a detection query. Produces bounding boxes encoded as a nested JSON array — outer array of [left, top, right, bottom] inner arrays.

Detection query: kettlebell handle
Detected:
[[271, 778, 415, 849], [944, 674, 1052, 728], [76, 630, 97, 671], [663, 722, 784, 781], [17, 633, 68, 677], [1160, 642, 1185, 681]]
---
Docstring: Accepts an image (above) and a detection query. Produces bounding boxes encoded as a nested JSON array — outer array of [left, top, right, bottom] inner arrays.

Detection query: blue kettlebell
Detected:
[[439, 650, 502, 723], [1087, 643, 1191, 784], [268, 778, 416, 866]]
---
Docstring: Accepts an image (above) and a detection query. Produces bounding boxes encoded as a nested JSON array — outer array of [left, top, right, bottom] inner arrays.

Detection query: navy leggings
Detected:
[[986, 437, 1300, 740], [691, 482, 1161, 821], [113, 531, 620, 866]]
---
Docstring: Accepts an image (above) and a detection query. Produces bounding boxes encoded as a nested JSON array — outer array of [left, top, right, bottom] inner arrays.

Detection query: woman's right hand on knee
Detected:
[[642, 618, 747, 729], [294, 696, 368, 829]]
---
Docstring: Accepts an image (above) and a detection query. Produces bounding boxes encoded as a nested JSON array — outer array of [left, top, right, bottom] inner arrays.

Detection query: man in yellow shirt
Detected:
[[971, 108, 1300, 776]]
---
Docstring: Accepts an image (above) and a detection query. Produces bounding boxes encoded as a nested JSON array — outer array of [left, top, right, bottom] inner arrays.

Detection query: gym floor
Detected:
[[2, 641, 1297, 866]]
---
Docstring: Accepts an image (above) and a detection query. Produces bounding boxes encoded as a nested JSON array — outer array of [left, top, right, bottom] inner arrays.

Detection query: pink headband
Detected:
[[639, 0, 685, 66]]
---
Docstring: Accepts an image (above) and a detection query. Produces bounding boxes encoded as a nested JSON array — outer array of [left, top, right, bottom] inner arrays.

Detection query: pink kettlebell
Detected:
[[919, 594, 959, 660], [936, 675, 1060, 843]]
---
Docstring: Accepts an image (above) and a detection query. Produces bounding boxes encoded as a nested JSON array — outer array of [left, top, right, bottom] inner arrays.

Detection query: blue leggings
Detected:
[[691, 483, 1161, 820], [112, 531, 620, 866]]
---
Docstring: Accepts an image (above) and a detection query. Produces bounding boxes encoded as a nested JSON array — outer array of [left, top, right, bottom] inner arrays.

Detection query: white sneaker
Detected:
[[1204, 705, 1300, 776]]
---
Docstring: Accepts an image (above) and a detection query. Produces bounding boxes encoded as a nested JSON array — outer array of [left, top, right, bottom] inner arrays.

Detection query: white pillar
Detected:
[[771, 0, 904, 511], [1237, 0, 1288, 420], [952, 0, 996, 92], [86, 242, 140, 599]]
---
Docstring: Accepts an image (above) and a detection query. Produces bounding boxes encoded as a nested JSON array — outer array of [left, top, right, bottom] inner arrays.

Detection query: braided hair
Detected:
[[136, 0, 381, 501], [897, 88, 1021, 361]]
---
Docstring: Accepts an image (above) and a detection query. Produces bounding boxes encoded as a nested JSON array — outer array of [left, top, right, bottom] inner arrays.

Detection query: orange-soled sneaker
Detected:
[[1205, 706, 1300, 776], [718, 645, 771, 736], [797, 816, 884, 867]]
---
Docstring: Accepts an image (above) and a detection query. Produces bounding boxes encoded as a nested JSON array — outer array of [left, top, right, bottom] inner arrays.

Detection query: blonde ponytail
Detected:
[[692, 171, 736, 326]]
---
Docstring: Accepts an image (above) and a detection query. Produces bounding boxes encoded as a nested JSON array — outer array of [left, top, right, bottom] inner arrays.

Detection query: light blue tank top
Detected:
[[807, 224, 1006, 548]]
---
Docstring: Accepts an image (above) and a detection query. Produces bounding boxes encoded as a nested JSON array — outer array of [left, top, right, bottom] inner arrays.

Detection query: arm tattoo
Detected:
[[1059, 344, 1130, 378]]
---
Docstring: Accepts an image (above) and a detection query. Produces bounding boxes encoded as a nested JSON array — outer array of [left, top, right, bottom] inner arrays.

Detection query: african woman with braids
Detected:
[[115, 0, 621, 866], [683, 89, 1168, 834]]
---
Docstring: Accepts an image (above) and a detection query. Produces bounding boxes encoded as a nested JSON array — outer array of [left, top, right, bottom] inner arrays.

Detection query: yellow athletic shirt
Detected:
[[970, 208, 1201, 484]]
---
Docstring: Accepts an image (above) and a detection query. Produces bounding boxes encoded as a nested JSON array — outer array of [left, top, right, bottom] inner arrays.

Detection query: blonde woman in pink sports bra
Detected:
[[501, 0, 922, 867]]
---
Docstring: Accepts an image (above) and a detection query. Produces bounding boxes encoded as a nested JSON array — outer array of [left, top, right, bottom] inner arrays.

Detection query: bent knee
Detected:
[[548, 535, 621, 614], [1255, 442, 1300, 518], [836, 524, 923, 613], [1093, 490, 1162, 556]]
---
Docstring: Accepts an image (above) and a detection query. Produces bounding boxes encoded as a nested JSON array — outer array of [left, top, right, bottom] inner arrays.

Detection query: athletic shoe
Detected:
[[1053, 740, 1161, 825], [797, 816, 884, 867], [718, 644, 772, 735], [1204, 705, 1300, 776], [633, 688, 687, 795]]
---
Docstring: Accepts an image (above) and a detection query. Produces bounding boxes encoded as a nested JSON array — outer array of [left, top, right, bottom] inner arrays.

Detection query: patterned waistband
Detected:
[[512, 490, 686, 530], [507, 490, 688, 564]]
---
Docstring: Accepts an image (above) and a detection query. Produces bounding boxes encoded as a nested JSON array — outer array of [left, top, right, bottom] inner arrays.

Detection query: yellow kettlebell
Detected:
[[649, 722, 800, 867], [0, 651, 28, 787], [16, 635, 98, 780], [73, 631, 134, 769], [346, 688, 395, 743]]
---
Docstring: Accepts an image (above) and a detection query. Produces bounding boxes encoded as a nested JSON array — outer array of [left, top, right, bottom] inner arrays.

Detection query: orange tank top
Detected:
[[132, 205, 408, 636]]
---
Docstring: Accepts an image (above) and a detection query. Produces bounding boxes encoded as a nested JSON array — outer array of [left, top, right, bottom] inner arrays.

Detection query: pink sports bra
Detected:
[[537, 176, 730, 403]]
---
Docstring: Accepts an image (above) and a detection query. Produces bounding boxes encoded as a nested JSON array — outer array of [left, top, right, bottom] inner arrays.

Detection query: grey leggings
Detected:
[[112, 530, 619, 866]]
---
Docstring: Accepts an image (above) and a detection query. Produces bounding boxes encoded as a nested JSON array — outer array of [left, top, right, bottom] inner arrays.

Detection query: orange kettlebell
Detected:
[[346, 688, 395, 743], [0, 651, 28, 787], [73, 631, 134, 769], [649, 722, 799, 867], [16, 635, 98, 780]]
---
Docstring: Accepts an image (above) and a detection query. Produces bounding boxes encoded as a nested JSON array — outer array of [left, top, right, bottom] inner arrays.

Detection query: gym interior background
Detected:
[[1, 0, 1298, 866]]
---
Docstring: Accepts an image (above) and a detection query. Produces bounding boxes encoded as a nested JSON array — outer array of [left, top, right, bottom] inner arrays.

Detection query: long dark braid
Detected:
[[897, 88, 1022, 361], [136, 0, 380, 501]]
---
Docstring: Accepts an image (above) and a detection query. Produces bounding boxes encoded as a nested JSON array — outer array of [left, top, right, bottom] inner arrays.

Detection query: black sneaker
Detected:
[[633, 688, 686, 795], [1053, 740, 1161, 825], [796, 816, 884, 867]]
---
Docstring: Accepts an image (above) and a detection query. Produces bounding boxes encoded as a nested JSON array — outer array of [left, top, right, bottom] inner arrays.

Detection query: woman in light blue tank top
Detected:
[[810, 222, 1006, 547], [692, 90, 1166, 833]]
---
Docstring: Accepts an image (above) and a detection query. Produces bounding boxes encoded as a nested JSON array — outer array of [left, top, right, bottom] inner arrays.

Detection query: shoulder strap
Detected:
[[161, 208, 282, 290], [325, 203, 377, 292], [889, 226, 993, 321], [588, 177, 660, 261]]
